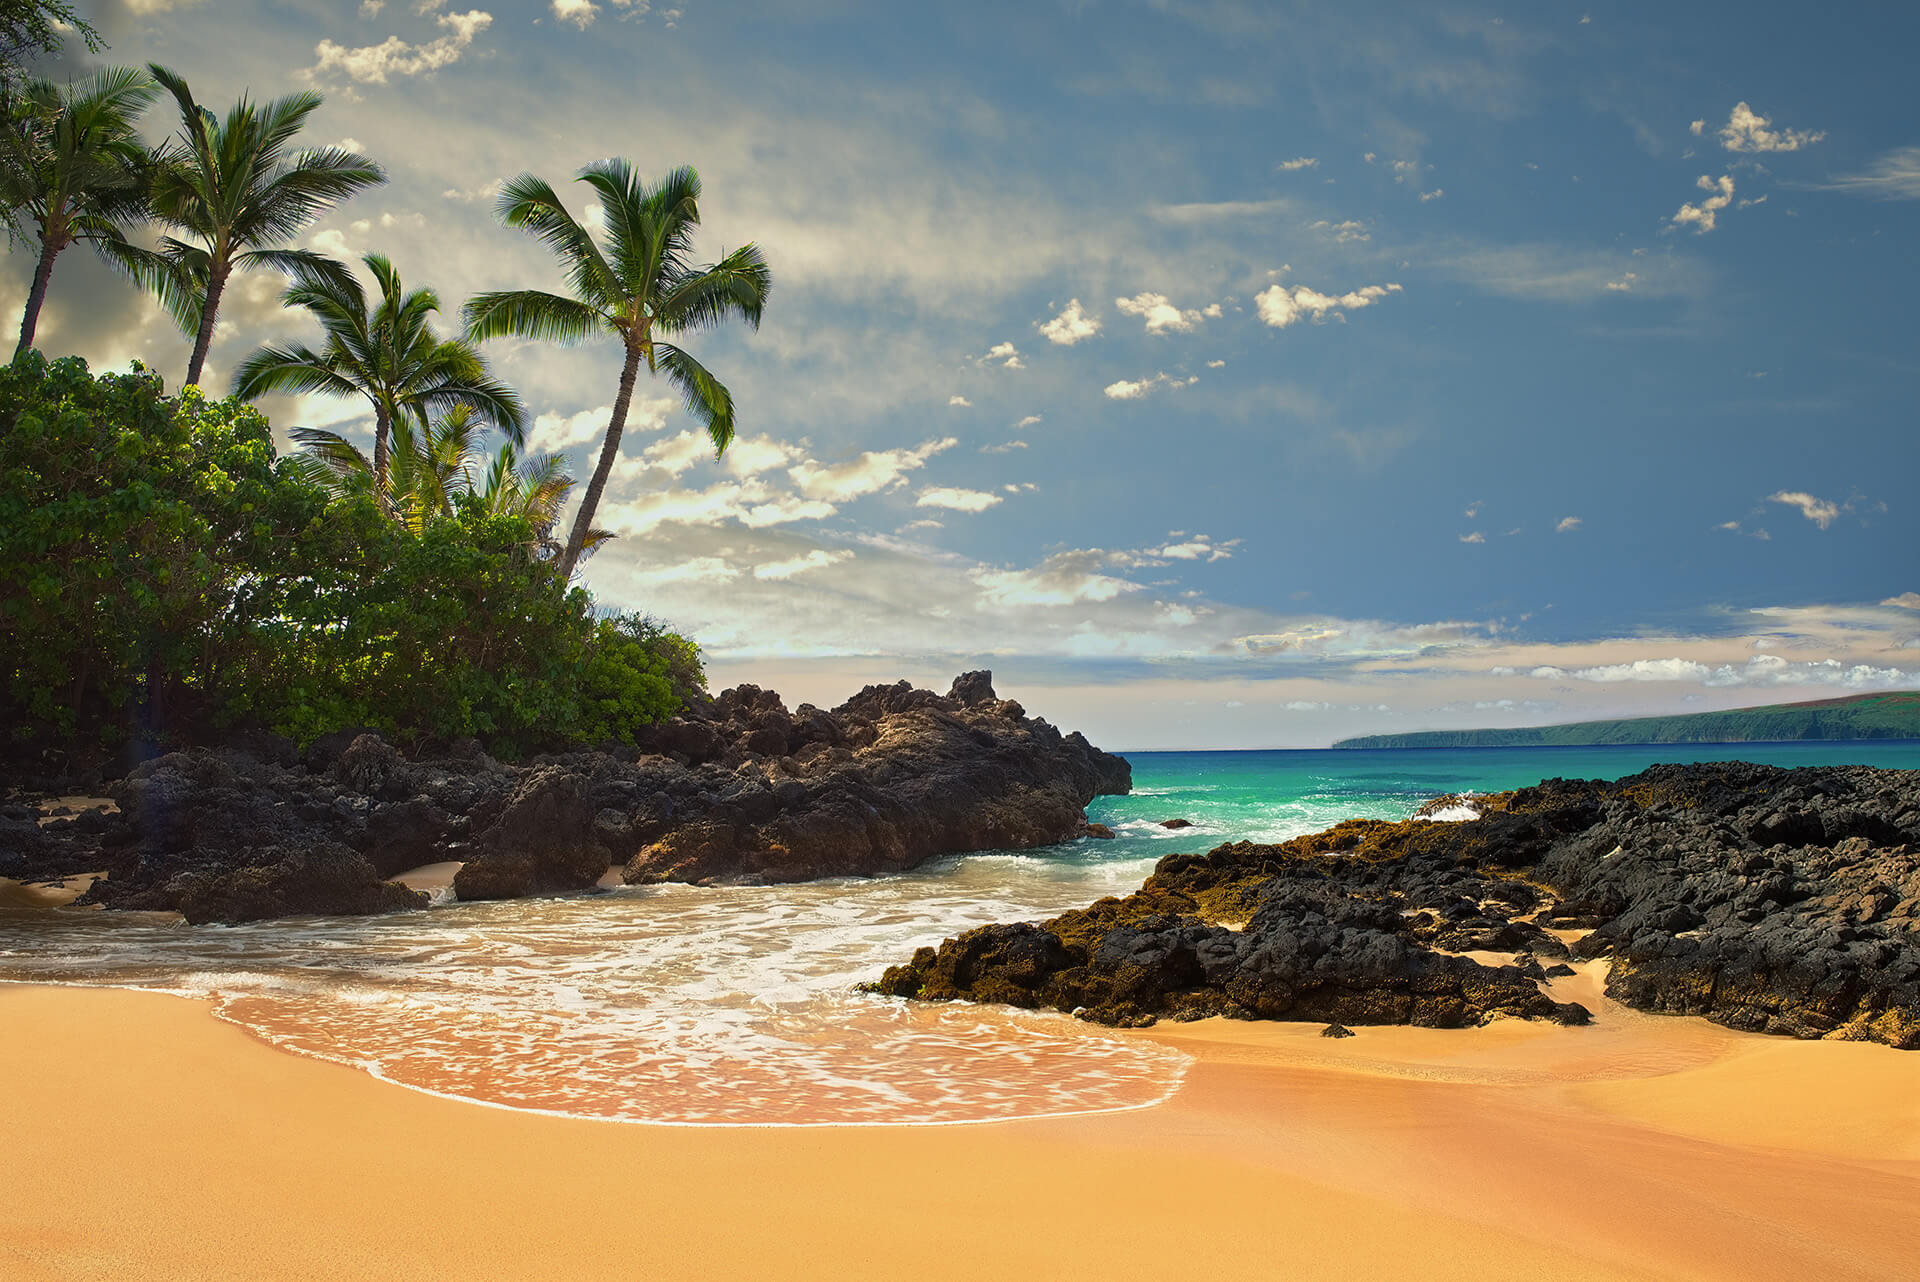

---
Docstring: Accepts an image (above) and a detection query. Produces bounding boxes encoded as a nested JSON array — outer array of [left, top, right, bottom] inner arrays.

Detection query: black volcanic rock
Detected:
[[869, 762, 1920, 1049], [28, 672, 1129, 920], [453, 766, 611, 901]]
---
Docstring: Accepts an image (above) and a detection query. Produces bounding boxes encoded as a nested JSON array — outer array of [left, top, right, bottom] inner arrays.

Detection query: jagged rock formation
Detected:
[[870, 762, 1920, 1048], [0, 671, 1130, 922]]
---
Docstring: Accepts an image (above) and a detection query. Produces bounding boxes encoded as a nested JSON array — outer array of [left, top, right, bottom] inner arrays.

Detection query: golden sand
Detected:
[[3, 974, 1917, 1282]]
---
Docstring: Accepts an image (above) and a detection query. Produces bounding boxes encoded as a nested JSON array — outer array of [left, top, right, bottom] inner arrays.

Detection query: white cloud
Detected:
[[631, 555, 739, 585], [304, 9, 493, 85], [1115, 292, 1220, 335], [982, 341, 1023, 369], [1276, 156, 1319, 171], [917, 486, 1003, 513], [640, 430, 711, 477], [1103, 372, 1198, 400], [1310, 219, 1370, 243], [1148, 199, 1294, 223], [981, 440, 1028, 454], [1768, 490, 1840, 529], [1254, 280, 1402, 328], [1419, 188, 1445, 202], [947, 395, 971, 407], [1605, 272, 1637, 291], [1038, 299, 1101, 346], [971, 551, 1141, 607], [1672, 174, 1734, 234], [1717, 101, 1825, 153], [552, 0, 597, 27], [1820, 147, 1920, 201], [720, 433, 801, 477], [788, 437, 954, 502], [1882, 593, 1920, 610], [1459, 531, 1485, 544], [1205, 359, 1225, 368], [754, 549, 852, 580], [1689, 119, 1705, 136], [1556, 516, 1582, 533], [530, 398, 671, 455], [1015, 414, 1043, 429]]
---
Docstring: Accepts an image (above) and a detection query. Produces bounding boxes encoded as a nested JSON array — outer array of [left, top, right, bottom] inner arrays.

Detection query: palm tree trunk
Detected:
[[558, 345, 641, 580], [372, 405, 392, 510], [185, 262, 229, 388], [15, 237, 59, 358]]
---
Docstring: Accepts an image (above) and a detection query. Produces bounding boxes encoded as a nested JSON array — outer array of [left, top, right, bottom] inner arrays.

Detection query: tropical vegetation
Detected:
[[465, 162, 770, 579], [0, 21, 767, 759]]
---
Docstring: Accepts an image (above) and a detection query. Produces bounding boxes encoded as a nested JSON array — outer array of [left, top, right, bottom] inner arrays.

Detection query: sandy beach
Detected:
[[4, 970, 1917, 1282]]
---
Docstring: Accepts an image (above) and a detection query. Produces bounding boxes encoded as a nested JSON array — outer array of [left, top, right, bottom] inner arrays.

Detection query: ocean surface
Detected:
[[6, 741, 1919, 1126]]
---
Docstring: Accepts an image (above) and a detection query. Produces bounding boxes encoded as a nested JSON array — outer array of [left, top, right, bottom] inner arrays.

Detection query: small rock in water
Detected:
[[1321, 1023, 1356, 1039], [1159, 818, 1194, 829], [1080, 822, 1116, 839]]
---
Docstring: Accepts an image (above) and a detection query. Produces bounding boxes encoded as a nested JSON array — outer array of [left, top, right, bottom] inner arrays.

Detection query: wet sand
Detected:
[[3, 973, 1917, 1281]]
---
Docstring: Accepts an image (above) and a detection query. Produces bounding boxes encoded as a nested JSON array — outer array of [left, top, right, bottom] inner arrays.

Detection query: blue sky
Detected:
[[14, 0, 1919, 747]]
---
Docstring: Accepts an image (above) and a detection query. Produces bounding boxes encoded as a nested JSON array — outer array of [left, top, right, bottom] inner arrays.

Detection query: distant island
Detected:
[[1332, 692, 1920, 750]]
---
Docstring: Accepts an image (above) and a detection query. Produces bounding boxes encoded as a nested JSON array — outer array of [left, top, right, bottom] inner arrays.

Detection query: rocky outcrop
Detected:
[[10, 670, 1130, 920], [870, 762, 1920, 1048], [620, 672, 1132, 885], [165, 842, 430, 925], [452, 767, 610, 901]]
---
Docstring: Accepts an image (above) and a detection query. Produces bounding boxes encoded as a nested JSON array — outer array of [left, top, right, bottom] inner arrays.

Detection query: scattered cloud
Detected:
[[1254, 279, 1402, 328], [1419, 188, 1445, 202], [1104, 372, 1199, 400], [947, 395, 971, 407], [789, 438, 954, 502], [1883, 593, 1920, 610], [1768, 490, 1840, 529], [1672, 173, 1734, 233], [754, 549, 852, 580], [1038, 299, 1101, 346], [552, 0, 596, 26], [1148, 198, 1294, 223], [1818, 147, 1920, 200], [1716, 101, 1825, 153], [1556, 516, 1583, 533], [1605, 272, 1637, 291], [1311, 219, 1371, 243], [303, 9, 493, 85], [1205, 359, 1225, 368], [981, 341, 1023, 369], [971, 550, 1141, 607], [1459, 531, 1485, 544], [917, 486, 1004, 512], [1526, 654, 1917, 691], [1276, 156, 1319, 171], [1015, 415, 1043, 429], [1114, 291, 1221, 335]]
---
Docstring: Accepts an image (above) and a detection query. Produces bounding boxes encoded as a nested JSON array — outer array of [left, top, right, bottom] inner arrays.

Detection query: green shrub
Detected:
[[0, 352, 702, 755]]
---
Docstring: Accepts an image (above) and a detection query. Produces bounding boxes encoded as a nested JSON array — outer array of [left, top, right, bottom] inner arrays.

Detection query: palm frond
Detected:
[[495, 171, 621, 309], [655, 242, 771, 334], [462, 289, 605, 345], [653, 341, 736, 456]]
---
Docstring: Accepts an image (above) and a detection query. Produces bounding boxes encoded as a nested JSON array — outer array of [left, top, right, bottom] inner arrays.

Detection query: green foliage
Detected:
[[0, 353, 701, 755]]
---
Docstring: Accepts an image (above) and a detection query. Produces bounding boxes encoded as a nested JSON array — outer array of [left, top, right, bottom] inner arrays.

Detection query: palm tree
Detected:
[[0, 66, 159, 356], [139, 64, 385, 387], [233, 252, 525, 499], [292, 406, 609, 559], [463, 161, 769, 579]]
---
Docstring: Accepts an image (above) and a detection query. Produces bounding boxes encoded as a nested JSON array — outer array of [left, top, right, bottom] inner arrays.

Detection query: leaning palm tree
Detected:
[[0, 66, 159, 355], [463, 161, 770, 579], [233, 252, 525, 497], [139, 64, 385, 387]]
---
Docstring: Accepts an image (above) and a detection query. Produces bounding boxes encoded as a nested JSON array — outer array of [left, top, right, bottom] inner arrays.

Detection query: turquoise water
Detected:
[[3, 740, 1915, 1125], [1087, 741, 1920, 862]]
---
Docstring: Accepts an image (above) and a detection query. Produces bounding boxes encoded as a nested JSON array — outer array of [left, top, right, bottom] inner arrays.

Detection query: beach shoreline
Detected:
[[5, 981, 1917, 1281]]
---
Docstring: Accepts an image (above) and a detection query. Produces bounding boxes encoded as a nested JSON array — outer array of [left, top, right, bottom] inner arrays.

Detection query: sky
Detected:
[[11, 0, 1919, 749]]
